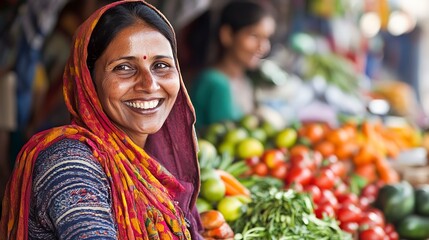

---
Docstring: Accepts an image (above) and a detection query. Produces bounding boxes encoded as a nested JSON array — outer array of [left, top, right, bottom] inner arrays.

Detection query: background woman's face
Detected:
[[94, 22, 180, 145], [228, 16, 276, 69]]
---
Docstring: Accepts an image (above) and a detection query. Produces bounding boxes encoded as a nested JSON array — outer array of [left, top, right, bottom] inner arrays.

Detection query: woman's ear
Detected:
[[219, 25, 234, 47]]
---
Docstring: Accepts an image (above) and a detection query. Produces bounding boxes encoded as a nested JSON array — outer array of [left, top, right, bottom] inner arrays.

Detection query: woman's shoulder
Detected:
[[30, 138, 117, 239], [33, 138, 103, 181], [193, 68, 230, 89]]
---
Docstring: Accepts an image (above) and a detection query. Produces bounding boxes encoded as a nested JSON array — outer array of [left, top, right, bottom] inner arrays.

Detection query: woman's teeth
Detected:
[[125, 100, 159, 110]]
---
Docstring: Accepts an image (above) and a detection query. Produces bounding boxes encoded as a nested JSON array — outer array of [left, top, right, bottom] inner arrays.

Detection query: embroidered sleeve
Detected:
[[30, 139, 117, 239]]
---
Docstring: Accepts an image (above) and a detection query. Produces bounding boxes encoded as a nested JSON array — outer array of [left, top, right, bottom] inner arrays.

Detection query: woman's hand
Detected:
[[200, 210, 234, 239]]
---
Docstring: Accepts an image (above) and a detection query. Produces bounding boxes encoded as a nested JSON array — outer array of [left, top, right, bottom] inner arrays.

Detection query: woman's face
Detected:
[[93, 22, 180, 146], [226, 16, 276, 69]]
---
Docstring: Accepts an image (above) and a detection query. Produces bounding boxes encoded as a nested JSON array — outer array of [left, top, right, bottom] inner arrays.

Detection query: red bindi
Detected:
[[143, 55, 147, 60]]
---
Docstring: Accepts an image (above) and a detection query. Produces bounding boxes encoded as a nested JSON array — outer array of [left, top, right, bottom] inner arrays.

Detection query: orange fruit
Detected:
[[314, 141, 335, 157]]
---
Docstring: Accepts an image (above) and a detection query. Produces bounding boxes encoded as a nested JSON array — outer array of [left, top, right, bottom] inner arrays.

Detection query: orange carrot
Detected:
[[215, 169, 251, 197], [354, 163, 377, 183], [374, 155, 400, 184]]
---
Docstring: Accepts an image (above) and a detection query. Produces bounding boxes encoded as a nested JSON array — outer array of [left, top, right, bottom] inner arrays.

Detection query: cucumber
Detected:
[[397, 214, 429, 240]]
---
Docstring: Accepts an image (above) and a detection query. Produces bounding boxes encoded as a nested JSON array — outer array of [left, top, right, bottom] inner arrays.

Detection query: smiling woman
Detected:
[[0, 1, 233, 240], [92, 22, 180, 146]]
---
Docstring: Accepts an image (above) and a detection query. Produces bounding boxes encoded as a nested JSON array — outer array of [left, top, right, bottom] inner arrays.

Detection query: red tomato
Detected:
[[313, 169, 336, 190], [310, 150, 323, 168], [285, 166, 313, 186], [337, 193, 359, 206], [319, 189, 339, 208], [359, 196, 372, 210], [252, 162, 269, 176], [336, 203, 362, 223], [359, 211, 385, 228], [289, 152, 316, 171], [367, 208, 385, 224], [386, 231, 399, 240], [270, 162, 288, 180], [245, 156, 260, 167], [303, 184, 322, 203], [383, 223, 395, 234], [339, 221, 359, 234], [323, 155, 339, 165], [315, 202, 336, 219], [359, 226, 386, 240], [290, 144, 310, 156], [288, 182, 304, 192], [384, 224, 399, 240], [333, 180, 348, 197], [360, 183, 379, 202], [326, 160, 347, 178]]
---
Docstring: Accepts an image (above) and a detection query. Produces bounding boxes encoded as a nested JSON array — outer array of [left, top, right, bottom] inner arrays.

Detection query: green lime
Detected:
[[275, 128, 298, 148], [196, 198, 213, 213], [200, 178, 226, 203], [217, 196, 244, 222], [239, 114, 260, 131], [249, 127, 268, 143], [261, 121, 278, 138], [203, 123, 227, 144], [236, 137, 264, 159], [198, 139, 217, 161], [200, 167, 219, 182], [223, 128, 248, 144], [217, 140, 236, 158]]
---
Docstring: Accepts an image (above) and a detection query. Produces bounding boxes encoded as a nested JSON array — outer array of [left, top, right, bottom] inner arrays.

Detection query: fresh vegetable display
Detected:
[[195, 113, 424, 240]]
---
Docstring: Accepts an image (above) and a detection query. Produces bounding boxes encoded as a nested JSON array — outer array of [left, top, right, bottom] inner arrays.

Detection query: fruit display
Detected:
[[195, 114, 426, 239]]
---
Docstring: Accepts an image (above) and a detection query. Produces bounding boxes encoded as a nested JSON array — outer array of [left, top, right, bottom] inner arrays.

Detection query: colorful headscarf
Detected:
[[0, 1, 200, 239]]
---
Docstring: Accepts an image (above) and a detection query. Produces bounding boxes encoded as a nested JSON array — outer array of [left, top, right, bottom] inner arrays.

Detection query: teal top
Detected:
[[189, 69, 243, 130]]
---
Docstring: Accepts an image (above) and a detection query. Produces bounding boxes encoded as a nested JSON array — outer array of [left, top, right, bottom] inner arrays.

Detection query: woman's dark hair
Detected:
[[219, 0, 273, 33], [208, 0, 274, 63], [87, 2, 177, 74]]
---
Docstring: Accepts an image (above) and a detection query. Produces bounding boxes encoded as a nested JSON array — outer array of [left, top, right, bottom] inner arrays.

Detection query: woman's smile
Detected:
[[124, 98, 163, 112]]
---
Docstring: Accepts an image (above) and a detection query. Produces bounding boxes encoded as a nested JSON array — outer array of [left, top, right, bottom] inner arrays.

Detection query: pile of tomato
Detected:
[[244, 144, 399, 239]]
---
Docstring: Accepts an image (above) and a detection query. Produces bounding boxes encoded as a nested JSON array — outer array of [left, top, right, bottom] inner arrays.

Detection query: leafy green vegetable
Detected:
[[304, 53, 360, 94], [239, 176, 284, 194], [232, 188, 351, 240], [349, 173, 367, 196]]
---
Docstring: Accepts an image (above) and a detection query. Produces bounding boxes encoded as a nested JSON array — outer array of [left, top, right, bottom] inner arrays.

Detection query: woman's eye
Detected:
[[153, 62, 169, 69], [113, 64, 133, 71]]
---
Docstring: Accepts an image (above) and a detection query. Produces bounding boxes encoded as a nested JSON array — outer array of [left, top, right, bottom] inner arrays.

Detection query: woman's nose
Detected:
[[134, 70, 160, 91]]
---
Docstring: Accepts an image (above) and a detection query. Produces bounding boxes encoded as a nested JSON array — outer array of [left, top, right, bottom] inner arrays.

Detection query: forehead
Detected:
[[103, 22, 173, 56]]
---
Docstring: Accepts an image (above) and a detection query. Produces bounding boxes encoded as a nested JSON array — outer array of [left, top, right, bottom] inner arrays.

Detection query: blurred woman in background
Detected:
[[189, 0, 276, 130]]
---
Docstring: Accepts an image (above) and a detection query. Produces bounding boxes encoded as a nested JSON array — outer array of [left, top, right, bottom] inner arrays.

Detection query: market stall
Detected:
[[184, 0, 429, 239]]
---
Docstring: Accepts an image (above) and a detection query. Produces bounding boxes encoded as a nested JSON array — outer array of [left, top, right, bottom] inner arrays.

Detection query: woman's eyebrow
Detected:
[[107, 56, 135, 65], [153, 55, 174, 61]]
